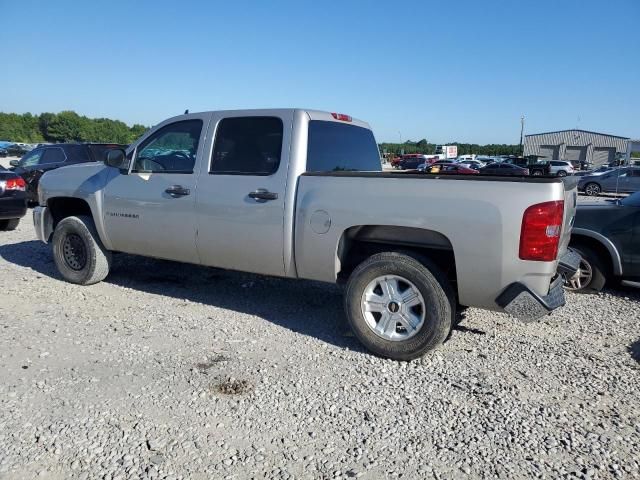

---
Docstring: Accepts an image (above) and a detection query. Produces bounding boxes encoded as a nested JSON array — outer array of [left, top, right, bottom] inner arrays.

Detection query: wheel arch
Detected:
[[571, 228, 622, 276], [47, 197, 94, 229], [335, 225, 458, 299]]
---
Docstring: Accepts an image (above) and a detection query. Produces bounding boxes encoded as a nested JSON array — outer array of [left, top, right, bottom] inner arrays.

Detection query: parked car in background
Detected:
[[501, 157, 551, 176], [4, 144, 31, 157], [565, 191, 640, 292], [421, 163, 478, 174], [0, 148, 7, 158], [475, 156, 496, 164], [416, 160, 453, 170], [578, 167, 640, 196], [9, 143, 124, 205], [478, 162, 529, 176], [397, 154, 433, 170], [0, 167, 27, 230], [573, 165, 613, 177], [457, 159, 485, 170], [547, 161, 575, 177]]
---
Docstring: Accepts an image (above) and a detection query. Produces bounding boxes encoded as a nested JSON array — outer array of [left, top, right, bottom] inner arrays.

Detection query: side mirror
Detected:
[[9, 159, 19, 167], [105, 149, 128, 172]]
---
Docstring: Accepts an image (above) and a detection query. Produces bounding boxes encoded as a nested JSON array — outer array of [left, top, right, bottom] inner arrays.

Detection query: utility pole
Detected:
[[519, 115, 525, 156]]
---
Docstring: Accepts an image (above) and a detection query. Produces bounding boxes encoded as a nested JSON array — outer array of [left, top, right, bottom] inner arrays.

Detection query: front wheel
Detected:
[[52, 215, 112, 285], [344, 252, 454, 361], [584, 182, 601, 196]]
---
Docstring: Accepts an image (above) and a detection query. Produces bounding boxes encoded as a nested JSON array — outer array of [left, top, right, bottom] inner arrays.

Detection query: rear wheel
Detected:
[[52, 215, 112, 285], [344, 252, 454, 361], [564, 246, 607, 293], [557, 170, 567, 177], [532, 170, 543, 176], [0, 218, 20, 231], [584, 182, 601, 196]]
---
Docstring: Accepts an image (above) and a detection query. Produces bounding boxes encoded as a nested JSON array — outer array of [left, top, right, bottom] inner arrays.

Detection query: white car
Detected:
[[549, 161, 575, 177]]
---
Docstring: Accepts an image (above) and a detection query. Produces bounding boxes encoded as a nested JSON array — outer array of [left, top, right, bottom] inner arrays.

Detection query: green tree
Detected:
[[129, 124, 148, 143], [47, 111, 86, 142]]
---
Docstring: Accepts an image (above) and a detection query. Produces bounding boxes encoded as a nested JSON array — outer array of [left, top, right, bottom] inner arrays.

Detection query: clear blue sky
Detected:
[[1, 0, 638, 144]]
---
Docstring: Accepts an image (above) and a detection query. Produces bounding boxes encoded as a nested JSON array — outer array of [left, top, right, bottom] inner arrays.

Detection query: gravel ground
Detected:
[[1, 219, 639, 480]]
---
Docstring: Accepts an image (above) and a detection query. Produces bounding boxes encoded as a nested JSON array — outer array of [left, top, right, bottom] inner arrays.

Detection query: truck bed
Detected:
[[294, 171, 577, 311]]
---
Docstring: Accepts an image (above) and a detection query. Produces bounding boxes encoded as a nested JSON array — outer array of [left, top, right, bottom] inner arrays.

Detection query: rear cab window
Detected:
[[210, 117, 283, 175], [306, 121, 381, 172]]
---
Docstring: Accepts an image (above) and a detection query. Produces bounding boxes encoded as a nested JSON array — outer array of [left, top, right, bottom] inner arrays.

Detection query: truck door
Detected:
[[102, 116, 209, 263], [195, 113, 291, 277]]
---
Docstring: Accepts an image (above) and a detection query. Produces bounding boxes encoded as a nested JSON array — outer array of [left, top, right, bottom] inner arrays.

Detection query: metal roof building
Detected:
[[523, 129, 629, 166]]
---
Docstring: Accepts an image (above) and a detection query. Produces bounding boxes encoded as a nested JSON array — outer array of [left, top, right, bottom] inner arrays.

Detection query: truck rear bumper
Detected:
[[495, 249, 581, 322], [33, 206, 53, 243]]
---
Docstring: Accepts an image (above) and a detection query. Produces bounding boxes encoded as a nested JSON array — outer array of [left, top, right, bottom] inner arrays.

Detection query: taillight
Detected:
[[519, 200, 564, 261], [331, 113, 352, 122], [5, 177, 26, 191]]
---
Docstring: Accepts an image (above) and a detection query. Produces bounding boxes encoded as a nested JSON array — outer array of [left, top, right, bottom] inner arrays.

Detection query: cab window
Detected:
[[307, 121, 380, 172], [210, 117, 283, 175], [132, 120, 202, 173]]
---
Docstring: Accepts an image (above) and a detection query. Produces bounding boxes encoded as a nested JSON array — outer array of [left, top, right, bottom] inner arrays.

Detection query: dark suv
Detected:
[[10, 143, 126, 205]]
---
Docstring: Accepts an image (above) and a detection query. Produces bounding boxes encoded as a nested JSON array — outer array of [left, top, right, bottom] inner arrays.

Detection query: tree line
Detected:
[[0, 111, 148, 145], [379, 139, 522, 156], [1, 111, 526, 155]]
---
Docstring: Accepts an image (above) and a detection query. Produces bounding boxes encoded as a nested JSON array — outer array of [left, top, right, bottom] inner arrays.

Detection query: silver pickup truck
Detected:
[[33, 109, 580, 360]]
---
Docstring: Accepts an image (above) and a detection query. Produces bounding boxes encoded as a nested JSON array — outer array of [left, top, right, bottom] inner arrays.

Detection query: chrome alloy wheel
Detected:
[[565, 258, 593, 291], [360, 275, 426, 341]]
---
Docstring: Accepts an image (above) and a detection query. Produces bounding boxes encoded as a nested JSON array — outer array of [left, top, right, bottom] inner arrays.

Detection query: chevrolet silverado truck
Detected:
[[33, 109, 580, 360]]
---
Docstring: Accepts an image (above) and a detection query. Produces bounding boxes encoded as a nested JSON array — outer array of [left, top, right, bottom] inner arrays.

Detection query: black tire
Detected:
[[564, 245, 607, 293], [344, 252, 454, 361], [584, 182, 601, 196], [0, 218, 20, 231], [532, 170, 543, 176], [557, 170, 567, 177], [52, 215, 111, 285]]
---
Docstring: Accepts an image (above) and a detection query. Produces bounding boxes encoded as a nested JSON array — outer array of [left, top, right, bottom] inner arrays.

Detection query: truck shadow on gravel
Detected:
[[0, 240, 364, 353]]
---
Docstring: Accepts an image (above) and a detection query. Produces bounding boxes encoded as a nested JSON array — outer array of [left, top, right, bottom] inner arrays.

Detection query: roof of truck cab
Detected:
[[160, 109, 371, 130]]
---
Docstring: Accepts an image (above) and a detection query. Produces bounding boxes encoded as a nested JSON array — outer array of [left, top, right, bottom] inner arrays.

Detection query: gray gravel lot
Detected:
[[1, 216, 639, 480]]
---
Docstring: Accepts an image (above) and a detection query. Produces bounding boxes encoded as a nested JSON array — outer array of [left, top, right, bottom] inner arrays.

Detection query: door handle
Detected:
[[248, 189, 278, 202], [165, 185, 190, 197]]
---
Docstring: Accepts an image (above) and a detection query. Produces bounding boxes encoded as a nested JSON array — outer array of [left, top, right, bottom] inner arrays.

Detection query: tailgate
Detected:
[[558, 176, 578, 257]]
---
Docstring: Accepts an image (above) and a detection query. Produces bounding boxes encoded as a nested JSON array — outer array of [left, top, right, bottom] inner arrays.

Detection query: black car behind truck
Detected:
[[9, 143, 126, 205], [0, 168, 27, 231], [502, 157, 552, 175]]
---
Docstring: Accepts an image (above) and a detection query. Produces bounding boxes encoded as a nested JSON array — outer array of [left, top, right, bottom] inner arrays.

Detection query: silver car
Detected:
[[578, 167, 640, 196]]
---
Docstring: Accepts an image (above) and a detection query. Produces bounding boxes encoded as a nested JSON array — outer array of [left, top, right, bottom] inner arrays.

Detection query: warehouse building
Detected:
[[523, 129, 629, 167]]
